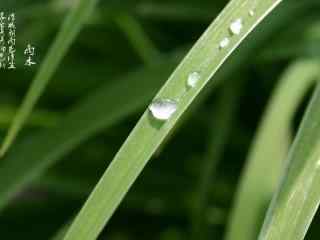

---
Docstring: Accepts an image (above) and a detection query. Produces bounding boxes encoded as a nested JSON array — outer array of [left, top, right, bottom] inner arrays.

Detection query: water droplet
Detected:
[[149, 99, 178, 121], [219, 37, 230, 49], [229, 18, 243, 35], [187, 72, 201, 88], [249, 10, 255, 16]]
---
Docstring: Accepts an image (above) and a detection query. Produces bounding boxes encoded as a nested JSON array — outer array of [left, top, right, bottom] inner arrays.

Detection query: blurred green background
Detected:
[[1, 0, 320, 239]]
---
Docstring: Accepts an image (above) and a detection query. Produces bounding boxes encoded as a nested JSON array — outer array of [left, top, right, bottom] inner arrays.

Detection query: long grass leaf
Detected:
[[0, 0, 99, 157], [258, 65, 320, 240], [62, 1, 283, 239], [225, 60, 320, 240]]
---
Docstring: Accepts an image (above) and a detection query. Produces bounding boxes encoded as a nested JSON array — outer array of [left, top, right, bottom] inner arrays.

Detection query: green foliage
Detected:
[[225, 60, 320, 240], [1, 1, 320, 240], [259, 70, 320, 240]]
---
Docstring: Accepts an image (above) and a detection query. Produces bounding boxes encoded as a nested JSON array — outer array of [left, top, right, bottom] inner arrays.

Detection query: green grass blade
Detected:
[[51, 223, 70, 240], [0, 105, 60, 129], [134, 2, 217, 21], [62, 1, 283, 239], [225, 59, 320, 240], [191, 78, 245, 239], [114, 13, 160, 65], [0, 55, 179, 211], [0, 0, 99, 157], [258, 68, 320, 240]]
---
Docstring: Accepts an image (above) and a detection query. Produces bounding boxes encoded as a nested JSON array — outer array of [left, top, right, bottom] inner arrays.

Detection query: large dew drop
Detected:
[[149, 99, 178, 121], [187, 72, 201, 88], [229, 19, 243, 35]]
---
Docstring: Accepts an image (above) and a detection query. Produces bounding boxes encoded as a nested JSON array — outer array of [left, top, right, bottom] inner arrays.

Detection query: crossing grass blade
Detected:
[[114, 13, 161, 65], [0, 0, 99, 157], [258, 66, 320, 240], [225, 59, 320, 240], [0, 105, 60, 129], [62, 1, 284, 239], [191, 77, 245, 239]]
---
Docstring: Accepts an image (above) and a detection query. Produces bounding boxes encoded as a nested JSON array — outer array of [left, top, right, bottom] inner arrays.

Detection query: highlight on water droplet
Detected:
[[219, 37, 230, 49], [149, 99, 178, 121], [249, 10, 255, 16], [187, 72, 201, 88], [229, 18, 243, 35]]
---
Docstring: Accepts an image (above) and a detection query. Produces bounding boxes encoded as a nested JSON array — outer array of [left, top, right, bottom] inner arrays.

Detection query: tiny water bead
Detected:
[[149, 99, 178, 121], [219, 37, 230, 49], [187, 72, 201, 88], [249, 10, 255, 16], [229, 18, 243, 35]]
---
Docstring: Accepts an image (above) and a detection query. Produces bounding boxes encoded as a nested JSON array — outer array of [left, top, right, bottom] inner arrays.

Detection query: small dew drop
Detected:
[[187, 72, 201, 88], [149, 99, 178, 121], [219, 37, 230, 49], [229, 18, 243, 35], [249, 10, 255, 16]]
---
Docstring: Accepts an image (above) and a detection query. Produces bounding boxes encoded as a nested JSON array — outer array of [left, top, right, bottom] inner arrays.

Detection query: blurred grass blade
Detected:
[[135, 2, 217, 21], [51, 223, 70, 240], [225, 60, 320, 240], [62, 1, 283, 239], [259, 21, 320, 62], [0, 105, 61, 129], [258, 70, 320, 240], [0, 0, 99, 157], [191, 78, 245, 239], [114, 13, 161, 65], [0, 55, 179, 211]]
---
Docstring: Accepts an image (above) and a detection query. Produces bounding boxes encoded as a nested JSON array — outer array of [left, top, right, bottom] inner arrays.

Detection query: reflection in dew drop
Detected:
[[149, 99, 178, 121], [187, 72, 201, 88], [219, 37, 230, 49], [249, 10, 255, 16], [229, 18, 243, 35]]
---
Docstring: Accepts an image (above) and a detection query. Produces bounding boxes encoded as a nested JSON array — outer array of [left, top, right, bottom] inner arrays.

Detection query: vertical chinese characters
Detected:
[[0, 11, 37, 70], [24, 44, 36, 66], [7, 13, 16, 69], [0, 12, 6, 69]]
